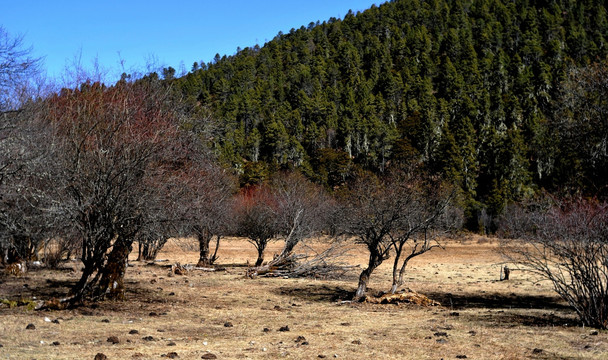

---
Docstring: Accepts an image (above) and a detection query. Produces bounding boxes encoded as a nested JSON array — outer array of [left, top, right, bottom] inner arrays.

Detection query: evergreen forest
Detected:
[[162, 0, 608, 230]]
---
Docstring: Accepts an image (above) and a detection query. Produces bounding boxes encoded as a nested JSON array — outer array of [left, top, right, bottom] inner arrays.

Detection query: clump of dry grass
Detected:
[[0, 237, 606, 359]]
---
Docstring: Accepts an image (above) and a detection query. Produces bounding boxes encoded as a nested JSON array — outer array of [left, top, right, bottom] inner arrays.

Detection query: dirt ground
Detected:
[[0, 236, 606, 359]]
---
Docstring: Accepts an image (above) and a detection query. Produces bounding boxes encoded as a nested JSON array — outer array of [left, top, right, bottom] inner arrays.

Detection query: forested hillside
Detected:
[[169, 0, 608, 229]]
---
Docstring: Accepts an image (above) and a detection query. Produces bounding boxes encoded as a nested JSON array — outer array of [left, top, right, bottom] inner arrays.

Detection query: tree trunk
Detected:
[[95, 238, 133, 300], [354, 253, 382, 301], [196, 229, 212, 267], [255, 247, 264, 267], [209, 235, 221, 265]]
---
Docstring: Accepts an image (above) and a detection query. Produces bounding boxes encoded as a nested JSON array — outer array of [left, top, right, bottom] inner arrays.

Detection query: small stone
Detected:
[[351, 340, 362, 345], [263, 328, 271, 332], [340, 322, 350, 326], [301, 341, 309, 345], [590, 330, 599, 336], [434, 332, 448, 337], [26, 323, 36, 330], [532, 348, 543, 354], [107, 336, 120, 344], [468, 330, 477, 336], [202, 341, 208, 346], [318, 356, 326, 359], [129, 329, 139, 334], [224, 321, 233, 327], [436, 338, 448, 344], [456, 356, 467, 359], [449, 312, 460, 316], [149, 312, 158, 317], [94, 354, 108, 360], [279, 325, 290, 332], [52, 319, 61, 324], [262, 347, 267, 352], [142, 336, 155, 341], [165, 352, 179, 359], [101, 319, 110, 323], [167, 341, 176, 346], [157, 329, 165, 332], [201, 354, 217, 359], [44, 317, 52, 322], [0, 344, 3, 347], [169, 292, 175, 296], [295, 336, 306, 342], [52, 341, 60, 346]]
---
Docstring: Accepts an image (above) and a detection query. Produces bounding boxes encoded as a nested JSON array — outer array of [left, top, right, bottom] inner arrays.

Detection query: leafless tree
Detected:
[[234, 184, 278, 266], [271, 171, 333, 258], [341, 172, 461, 300], [388, 179, 462, 294], [0, 26, 43, 111], [0, 102, 61, 265], [39, 77, 193, 303], [181, 148, 237, 267], [499, 197, 608, 329]]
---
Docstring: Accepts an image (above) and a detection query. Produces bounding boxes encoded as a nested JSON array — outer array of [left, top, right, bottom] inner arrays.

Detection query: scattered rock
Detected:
[[263, 327, 271, 332], [129, 329, 139, 334], [318, 355, 326, 359], [169, 292, 175, 296], [532, 348, 544, 354], [351, 340, 362, 345], [279, 325, 290, 332], [456, 356, 467, 359], [0, 344, 3, 347], [436, 338, 448, 344], [52, 319, 61, 324], [132, 353, 144, 358], [468, 330, 477, 336], [164, 352, 179, 359], [201, 354, 217, 359], [301, 341, 309, 345], [26, 323, 36, 330], [149, 312, 158, 317], [101, 319, 110, 323], [340, 322, 351, 326], [107, 336, 120, 344], [142, 336, 155, 341], [224, 321, 233, 327], [433, 332, 448, 337], [590, 330, 599, 336], [295, 336, 306, 343], [52, 341, 60, 346], [157, 329, 165, 332], [94, 354, 108, 360], [167, 341, 176, 346], [449, 312, 460, 316]]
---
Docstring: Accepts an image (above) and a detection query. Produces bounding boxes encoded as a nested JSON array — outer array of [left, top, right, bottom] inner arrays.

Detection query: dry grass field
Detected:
[[1, 236, 606, 359]]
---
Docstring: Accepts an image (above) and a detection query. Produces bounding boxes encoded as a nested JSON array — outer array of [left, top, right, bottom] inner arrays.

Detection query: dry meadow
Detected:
[[1, 237, 606, 359]]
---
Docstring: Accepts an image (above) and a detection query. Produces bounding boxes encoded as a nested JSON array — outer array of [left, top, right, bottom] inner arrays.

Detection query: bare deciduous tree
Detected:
[[341, 172, 461, 300], [0, 26, 43, 111], [499, 197, 608, 329], [234, 184, 278, 266], [41, 77, 190, 303]]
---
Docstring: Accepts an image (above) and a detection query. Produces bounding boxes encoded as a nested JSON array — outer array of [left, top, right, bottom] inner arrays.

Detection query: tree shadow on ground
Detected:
[[273, 283, 355, 303], [424, 290, 570, 311]]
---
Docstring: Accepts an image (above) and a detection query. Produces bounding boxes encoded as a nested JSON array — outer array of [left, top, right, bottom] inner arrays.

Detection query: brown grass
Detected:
[[1, 236, 606, 359]]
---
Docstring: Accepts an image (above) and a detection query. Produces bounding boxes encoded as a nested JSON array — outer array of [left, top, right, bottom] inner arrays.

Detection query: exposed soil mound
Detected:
[[365, 291, 441, 306]]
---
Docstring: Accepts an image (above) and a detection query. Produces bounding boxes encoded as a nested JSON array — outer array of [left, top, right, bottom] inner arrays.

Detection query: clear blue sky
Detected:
[[2, 0, 379, 84]]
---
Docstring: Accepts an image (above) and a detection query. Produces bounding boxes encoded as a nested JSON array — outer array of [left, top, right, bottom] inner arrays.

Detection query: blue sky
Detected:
[[2, 1, 379, 84]]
